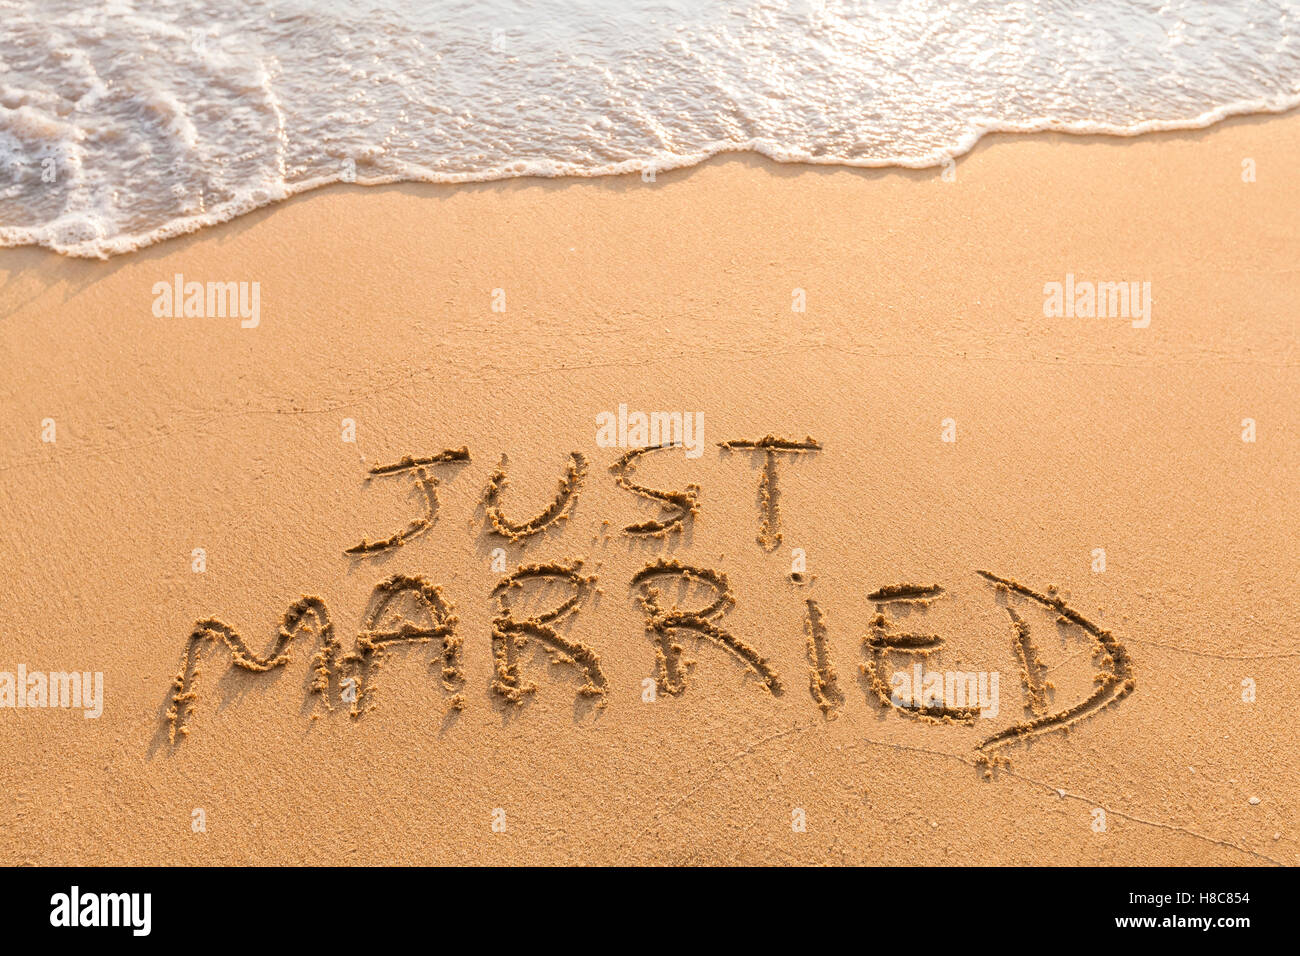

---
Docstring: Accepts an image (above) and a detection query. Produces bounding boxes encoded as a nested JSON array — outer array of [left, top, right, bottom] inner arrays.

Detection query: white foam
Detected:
[[1, 0, 1297, 257]]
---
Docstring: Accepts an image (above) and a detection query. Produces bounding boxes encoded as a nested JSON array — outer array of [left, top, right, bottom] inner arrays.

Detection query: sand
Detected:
[[0, 112, 1296, 865]]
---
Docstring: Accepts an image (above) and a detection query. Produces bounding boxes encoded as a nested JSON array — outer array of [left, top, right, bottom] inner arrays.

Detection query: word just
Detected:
[[166, 438, 1134, 754]]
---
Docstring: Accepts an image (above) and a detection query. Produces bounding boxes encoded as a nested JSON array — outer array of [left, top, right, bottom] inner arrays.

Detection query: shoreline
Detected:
[[2, 106, 1299, 262]]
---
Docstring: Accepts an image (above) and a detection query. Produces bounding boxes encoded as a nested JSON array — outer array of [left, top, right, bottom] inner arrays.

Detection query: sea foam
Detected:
[[2, 0, 1297, 256]]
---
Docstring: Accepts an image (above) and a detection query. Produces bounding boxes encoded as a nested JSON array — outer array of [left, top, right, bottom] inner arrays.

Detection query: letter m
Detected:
[[1097, 281, 1130, 319], [207, 281, 238, 318], [101, 893, 129, 926], [49, 671, 80, 708], [947, 671, 978, 709]]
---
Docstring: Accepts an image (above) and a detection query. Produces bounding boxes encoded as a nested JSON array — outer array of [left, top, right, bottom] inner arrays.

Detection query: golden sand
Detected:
[[0, 112, 1296, 864]]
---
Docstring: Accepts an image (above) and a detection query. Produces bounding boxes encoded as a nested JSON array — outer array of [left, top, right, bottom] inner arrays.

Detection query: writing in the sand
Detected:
[[164, 437, 1133, 757]]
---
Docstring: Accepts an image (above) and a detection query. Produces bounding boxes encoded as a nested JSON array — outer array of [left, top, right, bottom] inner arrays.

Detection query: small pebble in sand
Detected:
[[1248, 797, 1261, 805]]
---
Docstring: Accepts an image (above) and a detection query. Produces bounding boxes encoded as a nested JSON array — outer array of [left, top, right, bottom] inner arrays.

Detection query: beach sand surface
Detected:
[[0, 113, 1296, 865]]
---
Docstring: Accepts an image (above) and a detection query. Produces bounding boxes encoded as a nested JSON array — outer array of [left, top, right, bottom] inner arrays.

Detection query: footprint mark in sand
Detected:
[[166, 596, 339, 742], [482, 452, 587, 541], [717, 435, 820, 551], [804, 599, 844, 717], [345, 448, 470, 555], [975, 570, 1134, 751], [490, 561, 608, 705], [632, 558, 781, 696], [609, 445, 700, 536], [860, 583, 981, 723]]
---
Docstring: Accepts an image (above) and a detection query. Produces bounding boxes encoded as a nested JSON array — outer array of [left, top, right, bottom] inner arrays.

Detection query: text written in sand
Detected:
[[164, 438, 1134, 761]]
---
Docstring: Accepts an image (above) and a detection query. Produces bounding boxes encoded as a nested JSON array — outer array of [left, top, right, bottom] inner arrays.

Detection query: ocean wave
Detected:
[[2, 0, 1298, 257]]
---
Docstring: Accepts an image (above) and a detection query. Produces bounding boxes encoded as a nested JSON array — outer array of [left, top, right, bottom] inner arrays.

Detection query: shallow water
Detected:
[[2, 0, 1297, 256]]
